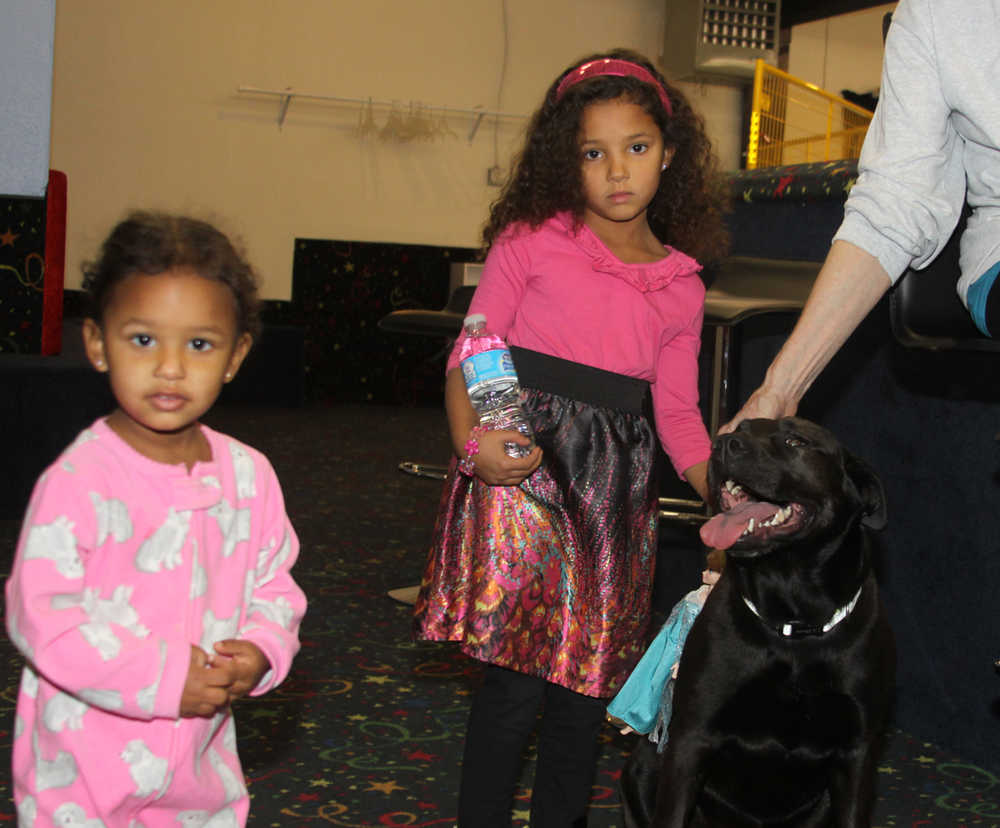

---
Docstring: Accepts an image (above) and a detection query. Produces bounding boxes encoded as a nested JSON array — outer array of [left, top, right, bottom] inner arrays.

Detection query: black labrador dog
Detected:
[[623, 417, 895, 827]]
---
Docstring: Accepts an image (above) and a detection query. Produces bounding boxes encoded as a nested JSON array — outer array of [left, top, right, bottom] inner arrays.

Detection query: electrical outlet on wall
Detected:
[[487, 166, 505, 187]]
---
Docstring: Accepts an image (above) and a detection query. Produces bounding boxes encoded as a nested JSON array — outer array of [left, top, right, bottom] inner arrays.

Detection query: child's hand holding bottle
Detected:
[[467, 428, 542, 487]]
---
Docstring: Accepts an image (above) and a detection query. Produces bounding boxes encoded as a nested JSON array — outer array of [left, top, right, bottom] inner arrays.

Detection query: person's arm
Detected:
[[5, 469, 192, 721], [235, 457, 306, 697], [651, 290, 712, 493], [682, 460, 708, 503], [720, 240, 891, 432]]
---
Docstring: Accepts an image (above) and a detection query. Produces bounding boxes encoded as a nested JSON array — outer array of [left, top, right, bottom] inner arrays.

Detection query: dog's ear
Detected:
[[845, 452, 887, 530]]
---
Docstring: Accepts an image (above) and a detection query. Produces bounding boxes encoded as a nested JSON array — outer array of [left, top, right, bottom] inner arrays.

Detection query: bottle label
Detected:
[[461, 348, 517, 392]]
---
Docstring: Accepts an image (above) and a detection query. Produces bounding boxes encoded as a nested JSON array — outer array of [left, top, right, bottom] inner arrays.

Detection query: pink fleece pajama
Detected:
[[6, 418, 307, 827]]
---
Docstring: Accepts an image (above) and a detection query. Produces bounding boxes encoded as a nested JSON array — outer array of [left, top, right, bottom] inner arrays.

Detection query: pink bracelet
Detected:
[[458, 426, 486, 476]]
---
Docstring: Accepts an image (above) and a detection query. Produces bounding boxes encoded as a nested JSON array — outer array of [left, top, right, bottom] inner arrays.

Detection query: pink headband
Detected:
[[555, 58, 673, 117]]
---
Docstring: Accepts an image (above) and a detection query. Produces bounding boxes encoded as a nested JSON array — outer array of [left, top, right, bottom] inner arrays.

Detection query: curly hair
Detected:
[[82, 210, 261, 339], [482, 48, 729, 264]]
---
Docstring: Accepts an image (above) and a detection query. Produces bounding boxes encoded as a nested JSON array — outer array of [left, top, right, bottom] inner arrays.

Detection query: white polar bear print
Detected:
[[199, 609, 239, 655], [255, 530, 292, 589], [24, 516, 83, 579], [52, 585, 150, 661], [222, 717, 238, 754], [21, 665, 40, 698], [121, 739, 170, 797], [53, 801, 107, 827], [16, 794, 36, 827], [43, 692, 88, 732], [195, 712, 228, 774], [68, 428, 99, 450], [207, 747, 246, 804], [242, 570, 255, 608], [9, 615, 34, 660], [135, 508, 190, 573], [207, 497, 251, 558], [78, 687, 123, 711], [191, 539, 207, 599], [228, 442, 256, 500], [89, 491, 134, 545], [33, 730, 78, 791], [249, 595, 295, 630], [136, 640, 168, 714], [203, 807, 239, 828], [176, 808, 238, 828]]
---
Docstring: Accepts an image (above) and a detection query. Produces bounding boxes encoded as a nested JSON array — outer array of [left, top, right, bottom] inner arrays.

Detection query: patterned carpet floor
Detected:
[[2, 403, 1000, 826]]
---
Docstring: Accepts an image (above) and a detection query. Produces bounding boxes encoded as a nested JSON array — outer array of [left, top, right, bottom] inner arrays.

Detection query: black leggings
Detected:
[[458, 665, 608, 828]]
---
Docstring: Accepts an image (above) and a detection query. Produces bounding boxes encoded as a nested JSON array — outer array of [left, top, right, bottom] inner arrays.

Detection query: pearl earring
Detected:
[[661, 163, 668, 171]]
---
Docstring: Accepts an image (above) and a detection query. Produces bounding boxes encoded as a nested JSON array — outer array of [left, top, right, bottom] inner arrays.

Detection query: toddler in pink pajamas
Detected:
[[5, 211, 307, 827]]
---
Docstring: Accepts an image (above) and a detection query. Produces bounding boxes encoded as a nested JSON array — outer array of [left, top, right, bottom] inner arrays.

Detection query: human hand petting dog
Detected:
[[718, 384, 797, 434]]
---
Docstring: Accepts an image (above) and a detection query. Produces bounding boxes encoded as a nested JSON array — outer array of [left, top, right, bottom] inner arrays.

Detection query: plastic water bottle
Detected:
[[458, 313, 535, 458]]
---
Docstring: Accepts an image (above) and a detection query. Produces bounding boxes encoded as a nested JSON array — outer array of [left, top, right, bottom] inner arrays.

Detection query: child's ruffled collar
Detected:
[[555, 212, 701, 293]]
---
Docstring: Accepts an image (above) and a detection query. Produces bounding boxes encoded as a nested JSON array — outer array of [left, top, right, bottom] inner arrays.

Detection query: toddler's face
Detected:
[[83, 268, 251, 459]]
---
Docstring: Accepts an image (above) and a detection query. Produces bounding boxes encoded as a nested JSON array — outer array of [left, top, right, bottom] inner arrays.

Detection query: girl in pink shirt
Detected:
[[5, 211, 307, 827], [412, 48, 729, 826]]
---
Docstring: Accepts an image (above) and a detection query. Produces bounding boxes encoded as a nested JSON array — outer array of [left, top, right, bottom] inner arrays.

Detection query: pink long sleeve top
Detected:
[[447, 213, 711, 477], [5, 418, 307, 827]]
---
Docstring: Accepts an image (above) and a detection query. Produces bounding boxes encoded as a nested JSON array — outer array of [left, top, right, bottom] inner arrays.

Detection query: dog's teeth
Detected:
[[747, 518, 756, 532]]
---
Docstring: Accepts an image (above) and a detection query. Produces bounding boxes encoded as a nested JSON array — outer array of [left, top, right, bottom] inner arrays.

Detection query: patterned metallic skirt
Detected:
[[413, 348, 660, 698]]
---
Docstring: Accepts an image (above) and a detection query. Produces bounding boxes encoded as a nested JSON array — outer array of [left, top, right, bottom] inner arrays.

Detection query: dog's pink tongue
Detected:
[[700, 501, 781, 549]]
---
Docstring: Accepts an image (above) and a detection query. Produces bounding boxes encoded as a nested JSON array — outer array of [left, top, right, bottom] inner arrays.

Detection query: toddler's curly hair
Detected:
[[83, 210, 261, 339]]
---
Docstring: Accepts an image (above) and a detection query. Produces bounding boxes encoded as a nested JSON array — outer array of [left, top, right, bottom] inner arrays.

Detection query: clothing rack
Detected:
[[236, 85, 528, 140]]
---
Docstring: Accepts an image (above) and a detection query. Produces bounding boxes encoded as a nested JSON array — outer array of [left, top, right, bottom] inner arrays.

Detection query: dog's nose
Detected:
[[717, 432, 747, 460]]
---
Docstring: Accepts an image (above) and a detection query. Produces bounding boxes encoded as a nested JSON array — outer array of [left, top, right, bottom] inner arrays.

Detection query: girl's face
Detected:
[[578, 97, 673, 232], [82, 268, 251, 463]]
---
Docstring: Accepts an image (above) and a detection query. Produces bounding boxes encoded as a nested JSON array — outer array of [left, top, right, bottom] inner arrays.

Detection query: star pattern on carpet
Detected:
[[0, 227, 19, 246], [367, 780, 404, 794]]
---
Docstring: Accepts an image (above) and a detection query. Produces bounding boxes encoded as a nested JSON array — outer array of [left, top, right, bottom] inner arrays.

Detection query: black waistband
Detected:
[[509, 346, 651, 415]]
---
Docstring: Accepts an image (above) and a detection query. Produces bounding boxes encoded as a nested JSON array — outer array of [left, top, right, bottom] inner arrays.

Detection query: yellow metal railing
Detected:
[[746, 59, 874, 169]]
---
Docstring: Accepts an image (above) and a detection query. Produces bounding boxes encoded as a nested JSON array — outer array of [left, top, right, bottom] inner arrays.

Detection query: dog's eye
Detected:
[[785, 436, 807, 448]]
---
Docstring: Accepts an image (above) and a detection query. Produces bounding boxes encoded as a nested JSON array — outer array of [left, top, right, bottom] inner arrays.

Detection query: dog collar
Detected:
[[742, 585, 863, 638]]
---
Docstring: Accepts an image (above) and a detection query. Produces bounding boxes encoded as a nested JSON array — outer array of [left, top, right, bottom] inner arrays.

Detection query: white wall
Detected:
[[50, 0, 745, 299], [788, 3, 896, 97]]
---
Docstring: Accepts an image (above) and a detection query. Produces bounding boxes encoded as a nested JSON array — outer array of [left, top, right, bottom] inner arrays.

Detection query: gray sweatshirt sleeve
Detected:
[[833, 0, 967, 284]]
